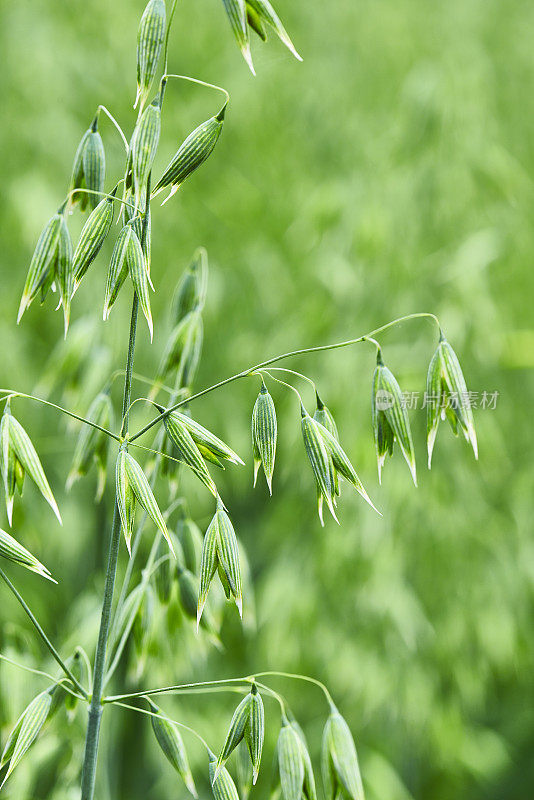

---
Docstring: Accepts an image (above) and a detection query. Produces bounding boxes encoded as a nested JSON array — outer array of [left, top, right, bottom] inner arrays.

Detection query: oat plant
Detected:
[[0, 2, 479, 798]]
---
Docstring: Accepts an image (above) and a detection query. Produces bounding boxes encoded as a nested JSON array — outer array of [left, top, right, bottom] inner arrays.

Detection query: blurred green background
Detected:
[[0, 0, 533, 798]]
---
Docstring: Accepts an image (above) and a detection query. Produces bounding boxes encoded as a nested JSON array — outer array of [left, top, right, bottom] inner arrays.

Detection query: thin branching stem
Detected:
[[268, 367, 317, 391], [106, 672, 321, 714], [163, 0, 179, 74], [129, 440, 184, 466], [105, 369, 182, 397], [107, 419, 190, 656], [105, 677, 252, 704], [111, 376, 187, 628], [0, 390, 120, 442], [163, 496, 187, 519], [362, 335, 381, 352], [110, 505, 151, 639], [108, 684, 247, 702], [130, 312, 440, 443], [120, 396, 154, 432], [103, 580, 143, 686], [162, 73, 230, 108], [148, 553, 173, 576], [96, 105, 129, 153], [112, 700, 212, 752], [64, 186, 135, 212], [103, 527, 161, 687], [0, 568, 88, 698], [0, 653, 86, 700], [254, 681, 286, 714], [251, 670, 334, 706], [76, 646, 94, 695], [107, 448, 167, 659], [260, 371, 304, 404], [0, 653, 59, 683]]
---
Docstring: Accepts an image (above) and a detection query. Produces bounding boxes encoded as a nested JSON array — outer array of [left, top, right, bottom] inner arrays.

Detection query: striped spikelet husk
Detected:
[[252, 380, 277, 493], [222, 0, 255, 73], [73, 193, 115, 292], [152, 109, 226, 203], [135, 0, 166, 111]]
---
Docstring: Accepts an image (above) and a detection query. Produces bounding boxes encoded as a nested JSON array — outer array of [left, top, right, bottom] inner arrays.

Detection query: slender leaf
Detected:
[[1, 691, 52, 788], [0, 528, 55, 582], [7, 413, 61, 524]]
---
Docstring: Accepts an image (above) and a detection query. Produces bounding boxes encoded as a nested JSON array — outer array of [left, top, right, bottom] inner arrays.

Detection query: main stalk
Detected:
[[80, 293, 139, 800], [80, 169, 151, 800]]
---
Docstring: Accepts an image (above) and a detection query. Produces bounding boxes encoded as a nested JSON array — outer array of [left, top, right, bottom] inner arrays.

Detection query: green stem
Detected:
[[0, 390, 120, 442], [111, 504, 151, 635], [109, 446, 166, 642], [130, 312, 440, 443], [0, 654, 85, 700], [119, 303, 139, 438], [80, 292, 139, 800], [254, 681, 286, 713], [260, 370, 304, 404], [267, 367, 317, 391], [119, 358, 190, 583], [112, 377, 187, 625], [80, 172, 152, 798], [0, 652, 59, 683], [80, 168, 152, 796], [251, 670, 334, 706], [105, 369, 183, 397], [112, 700, 211, 752], [96, 105, 129, 153], [105, 671, 329, 710], [163, 0, 179, 73], [65, 187, 135, 212], [0, 568, 88, 698], [103, 528, 160, 687], [162, 73, 230, 108], [105, 677, 251, 704]]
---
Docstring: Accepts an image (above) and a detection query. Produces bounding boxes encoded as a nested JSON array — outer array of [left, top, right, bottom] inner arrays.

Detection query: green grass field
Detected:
[[0, 1, 532, 798]]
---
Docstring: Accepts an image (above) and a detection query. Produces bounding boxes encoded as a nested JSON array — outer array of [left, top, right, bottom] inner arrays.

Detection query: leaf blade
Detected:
[[8, 415, 62, 524]]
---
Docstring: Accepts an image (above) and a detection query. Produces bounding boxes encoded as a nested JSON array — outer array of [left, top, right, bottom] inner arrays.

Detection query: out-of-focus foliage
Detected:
[[0, 0, 533, 799]]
